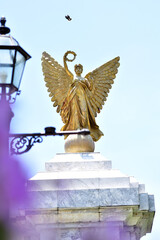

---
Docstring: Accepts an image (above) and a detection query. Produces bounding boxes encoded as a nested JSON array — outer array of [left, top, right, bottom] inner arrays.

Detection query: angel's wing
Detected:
[[41, 52, 73, 113], [85, 56, 120, 117]]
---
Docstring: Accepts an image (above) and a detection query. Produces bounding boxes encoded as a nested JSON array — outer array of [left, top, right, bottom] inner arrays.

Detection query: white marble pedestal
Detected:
[[14, 152, 155, 240]]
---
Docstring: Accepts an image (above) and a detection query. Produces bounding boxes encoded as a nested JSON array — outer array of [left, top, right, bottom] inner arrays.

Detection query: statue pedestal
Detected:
[[14, 152, 155, 240]]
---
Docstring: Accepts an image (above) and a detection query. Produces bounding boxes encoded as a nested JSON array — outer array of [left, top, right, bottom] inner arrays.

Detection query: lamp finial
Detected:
[[0, 17, 10, 35]]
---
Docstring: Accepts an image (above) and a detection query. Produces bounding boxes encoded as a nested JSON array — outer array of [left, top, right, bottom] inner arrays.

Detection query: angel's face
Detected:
[[74, 64, 83, 76]]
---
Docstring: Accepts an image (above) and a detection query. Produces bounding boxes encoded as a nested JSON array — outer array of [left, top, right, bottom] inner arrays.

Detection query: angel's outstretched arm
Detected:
[[63, 51, 76, 79]]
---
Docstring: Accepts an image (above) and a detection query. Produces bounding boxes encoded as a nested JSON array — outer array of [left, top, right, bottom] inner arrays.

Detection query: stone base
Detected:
[[14, 212, 145, 240], [12, 152, 155, 240]]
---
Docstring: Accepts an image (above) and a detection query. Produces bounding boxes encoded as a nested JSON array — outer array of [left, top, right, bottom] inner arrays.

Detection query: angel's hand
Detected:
[[64, 51, 76, 62]]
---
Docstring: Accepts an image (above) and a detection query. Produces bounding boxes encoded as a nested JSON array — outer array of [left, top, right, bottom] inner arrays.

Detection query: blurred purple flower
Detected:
[[0, 156, 27, 220], [81, 222, 129, 240], [0, 101, 28, 240], [0, 101, 27, 220]]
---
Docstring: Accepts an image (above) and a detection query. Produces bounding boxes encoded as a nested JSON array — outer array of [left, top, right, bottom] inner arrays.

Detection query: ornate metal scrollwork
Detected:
[[10, 135, 43, 155]]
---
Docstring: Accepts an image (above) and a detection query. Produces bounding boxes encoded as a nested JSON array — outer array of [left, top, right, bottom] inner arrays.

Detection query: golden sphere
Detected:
[[64, 134, 95, 153]]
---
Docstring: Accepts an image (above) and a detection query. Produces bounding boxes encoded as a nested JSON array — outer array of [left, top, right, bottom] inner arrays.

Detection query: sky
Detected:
[[1, 0, 160, 239]]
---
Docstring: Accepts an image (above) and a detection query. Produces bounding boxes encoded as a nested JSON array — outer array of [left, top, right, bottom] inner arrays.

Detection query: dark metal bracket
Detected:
[[9, 127, 90, 155]]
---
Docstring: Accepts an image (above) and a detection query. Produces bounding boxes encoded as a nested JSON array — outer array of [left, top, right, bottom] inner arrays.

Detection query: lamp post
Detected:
[[0, 17, 90, 156]]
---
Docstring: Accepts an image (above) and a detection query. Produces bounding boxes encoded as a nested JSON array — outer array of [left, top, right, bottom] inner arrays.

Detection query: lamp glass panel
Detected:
[[0, 49, 15, 64], [13, 51, 26, 89], [0, 49, 16, 85], [0, 67, 13, 84]]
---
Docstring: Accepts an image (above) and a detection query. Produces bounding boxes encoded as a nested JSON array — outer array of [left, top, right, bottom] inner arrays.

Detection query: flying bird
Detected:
[[65, 15, 72, 21]]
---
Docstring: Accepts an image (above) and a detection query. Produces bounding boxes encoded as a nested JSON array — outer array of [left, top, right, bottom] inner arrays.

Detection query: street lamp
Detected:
[[0, 16, 31, 159], [0, 17, 31, 102]]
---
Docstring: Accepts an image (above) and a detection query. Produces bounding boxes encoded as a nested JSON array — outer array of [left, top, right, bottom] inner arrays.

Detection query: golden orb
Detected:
[[64, 133, 95, 153]]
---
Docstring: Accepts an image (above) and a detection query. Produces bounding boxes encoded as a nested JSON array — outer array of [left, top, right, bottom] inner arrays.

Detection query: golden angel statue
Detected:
[[41, 51, 120, 142]]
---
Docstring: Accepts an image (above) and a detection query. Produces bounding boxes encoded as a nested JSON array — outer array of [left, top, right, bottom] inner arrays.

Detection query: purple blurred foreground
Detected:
[[0, 101, 27, 239], [81, 222, 130, 240]]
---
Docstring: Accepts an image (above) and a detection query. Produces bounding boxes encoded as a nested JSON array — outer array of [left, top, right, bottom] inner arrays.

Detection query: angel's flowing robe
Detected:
[[60, 77, 104, 142]]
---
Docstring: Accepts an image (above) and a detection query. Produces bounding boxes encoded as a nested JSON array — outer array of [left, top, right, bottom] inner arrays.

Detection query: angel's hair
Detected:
[[74, 64, 83, 71]]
